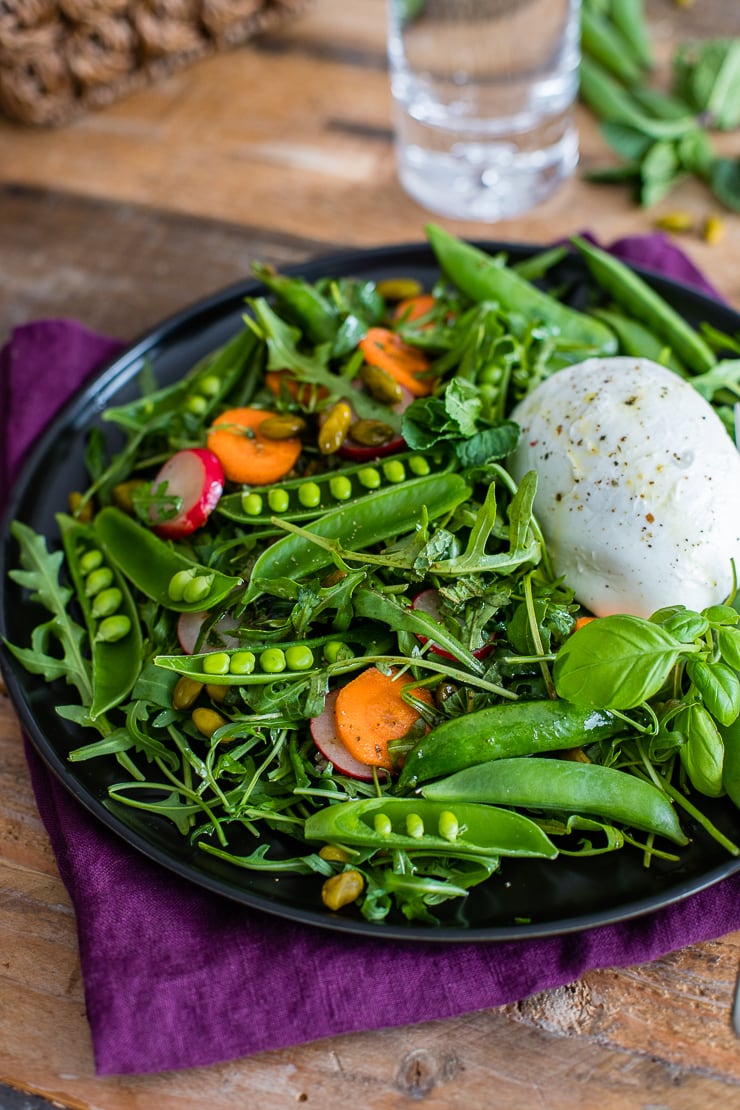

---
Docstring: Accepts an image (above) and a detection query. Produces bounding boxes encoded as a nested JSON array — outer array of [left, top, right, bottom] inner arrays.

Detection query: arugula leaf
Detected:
[[4, 522, 92, 705], [690, 359, 740, 404]]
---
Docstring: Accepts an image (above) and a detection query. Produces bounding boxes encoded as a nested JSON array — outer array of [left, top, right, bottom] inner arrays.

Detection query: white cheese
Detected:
[[508, 357, 740, 618]]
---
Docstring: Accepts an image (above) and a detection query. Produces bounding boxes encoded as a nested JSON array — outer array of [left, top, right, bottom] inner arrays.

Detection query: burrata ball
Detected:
[[508, 357, 740, 618]]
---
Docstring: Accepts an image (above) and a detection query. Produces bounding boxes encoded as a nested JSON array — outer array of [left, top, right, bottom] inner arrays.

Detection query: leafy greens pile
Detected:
[[4, 228, 740, 928]]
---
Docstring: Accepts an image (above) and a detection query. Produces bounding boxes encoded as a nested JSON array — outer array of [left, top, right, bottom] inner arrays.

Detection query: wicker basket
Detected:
[[0, 0, 307, 126]]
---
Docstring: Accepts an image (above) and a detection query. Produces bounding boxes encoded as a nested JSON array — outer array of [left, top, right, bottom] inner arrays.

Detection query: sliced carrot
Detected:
[[206, 407, 301, 485], [574, 616, 597, 632], [333, 666, 434, 772], [358, 327, 435, 397], [393, 293, 437, 324], [264, 370, 328, 406]]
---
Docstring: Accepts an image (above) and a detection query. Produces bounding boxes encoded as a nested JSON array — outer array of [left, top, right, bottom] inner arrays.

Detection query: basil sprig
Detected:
[[553, 604, 740, 798]]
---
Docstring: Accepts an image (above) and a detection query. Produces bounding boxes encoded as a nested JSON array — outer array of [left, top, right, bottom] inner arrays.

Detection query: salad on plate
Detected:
[[4, 224, 740, 927]]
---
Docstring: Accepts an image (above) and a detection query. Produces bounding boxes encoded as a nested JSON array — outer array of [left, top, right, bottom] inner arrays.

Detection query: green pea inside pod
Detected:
[[303, 797, 557, 860], [57, 513, 143, 720], [94, 507, 243, 612]]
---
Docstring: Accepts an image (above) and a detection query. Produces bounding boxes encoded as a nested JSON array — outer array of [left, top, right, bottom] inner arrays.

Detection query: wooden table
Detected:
[[1, 1, 739, 1106]]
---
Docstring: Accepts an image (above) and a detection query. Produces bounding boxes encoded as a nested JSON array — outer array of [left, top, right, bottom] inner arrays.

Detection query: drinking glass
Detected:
[[387, 0, 581, 221]]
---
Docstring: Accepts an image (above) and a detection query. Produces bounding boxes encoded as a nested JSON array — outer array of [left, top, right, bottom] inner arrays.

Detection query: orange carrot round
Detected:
[[393, 293, 436, 324], [359, 327, 434, 397], [264, 370, 328, 406], [333, 666, 434, 771], [574, 616, 597, 632], [206, 407, 301, 485]]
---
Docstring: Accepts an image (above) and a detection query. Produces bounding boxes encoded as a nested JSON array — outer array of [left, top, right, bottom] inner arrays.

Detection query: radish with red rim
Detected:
[[177, 610, 239, 655], [310, 690, 386, 782], [149, 447, 224, 539], [411, 588, 494, 661]]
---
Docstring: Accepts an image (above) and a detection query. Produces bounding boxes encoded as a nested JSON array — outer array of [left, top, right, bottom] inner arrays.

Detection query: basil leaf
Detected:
[[599, 122, 654, 162], [553, 614, 686, 709], [686, 659, 740, 727], [703, 604, 740, 626], [718, 626, 740, 671], [650, 606, 709, 643], [676, 703, 725, 797]]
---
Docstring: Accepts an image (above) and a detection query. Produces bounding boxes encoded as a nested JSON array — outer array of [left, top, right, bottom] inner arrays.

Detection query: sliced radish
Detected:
[[150, 448, 224, 539], [177, 610, 240, 655], [310, 690, 387, 782], [411, 588, 494, 661]]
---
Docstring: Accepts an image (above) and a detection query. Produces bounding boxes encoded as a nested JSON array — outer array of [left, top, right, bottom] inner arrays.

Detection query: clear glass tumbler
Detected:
[[387, 0, 581, 221]]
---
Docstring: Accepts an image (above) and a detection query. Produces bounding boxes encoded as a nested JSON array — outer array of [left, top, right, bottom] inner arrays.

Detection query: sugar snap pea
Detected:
[[608, 0, 653, 71], [591, 307, 687, 376], [397, 699, 629, 789], [571, 236, 717, 373], [251, 262, 338, 343], [303, 798, 558, 860], [426, 223, 618, 355], [103, 328, 260, 433], [155, 628, 383, 684], [578, 55, 697, 141], [57, 513, 143, 720], [581, 4, 644, 86], [421, 757, 689, 846], [217, 450, 449, 526], [94, 506, 243, 612], [244, 472, 471, 600]]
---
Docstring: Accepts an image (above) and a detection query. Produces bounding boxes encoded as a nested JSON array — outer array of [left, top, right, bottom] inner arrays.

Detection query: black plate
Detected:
[[2, 241, 740, 942]]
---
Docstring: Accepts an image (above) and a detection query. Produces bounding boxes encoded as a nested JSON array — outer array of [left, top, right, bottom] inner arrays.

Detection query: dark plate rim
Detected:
[[2, 238, 739, 944]]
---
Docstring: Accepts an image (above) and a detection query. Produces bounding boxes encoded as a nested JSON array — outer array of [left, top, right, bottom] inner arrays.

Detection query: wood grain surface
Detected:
[[1, 0, 740, 1106]]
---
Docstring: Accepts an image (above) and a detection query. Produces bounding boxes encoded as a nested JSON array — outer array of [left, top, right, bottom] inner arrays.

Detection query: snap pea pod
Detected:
[[591, 307, 687, 376], [303, 798, 558, 860], [608, 0, 653, 71], [571, 236, 717, 374], [421, 758, 689, 846], [581, 4, 644, 87], [251, 262, 338, 343], [57, 513, 143, 720], [154, 627, 386, 684], [578, 54, 697, 140], [103, 327, 260, 433], [426, 223, 618, 355], [217, 450, 452, 526], [94, 506, 243, 612], [397, 700, 628, 789], [244, 472, 471, 601]]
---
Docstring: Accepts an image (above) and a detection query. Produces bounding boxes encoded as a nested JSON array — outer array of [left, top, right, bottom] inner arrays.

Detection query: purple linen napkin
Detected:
[[2, 236, 740, 1077]]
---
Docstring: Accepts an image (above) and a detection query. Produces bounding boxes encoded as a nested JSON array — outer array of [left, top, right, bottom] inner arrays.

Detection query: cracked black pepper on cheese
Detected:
[[508, 357, 740, 618]]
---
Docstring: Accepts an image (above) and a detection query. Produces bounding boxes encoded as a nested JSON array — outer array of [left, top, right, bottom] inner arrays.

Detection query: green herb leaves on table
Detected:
[[579, 0, 740, 213]]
